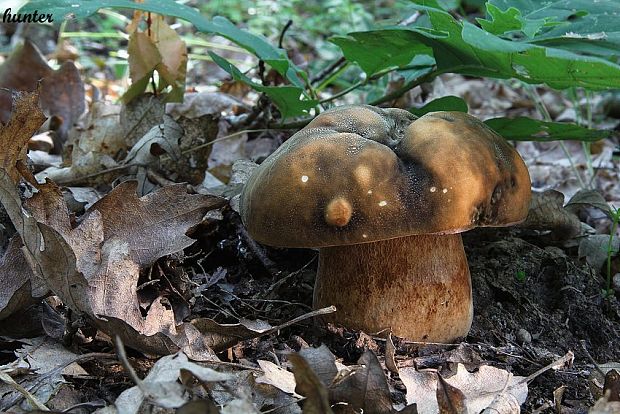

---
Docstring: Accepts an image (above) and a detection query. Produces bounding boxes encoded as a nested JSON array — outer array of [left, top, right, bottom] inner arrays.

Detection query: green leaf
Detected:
[[477, 4, 545, 38], [209, 53, 317, 119], [330, 31, 433, 76], [484, 117, 611, 142], [339, 6, 620, 91], [19, 0, 304, 86], [410, 96, 468, 116], [489, 0, 620, 58]]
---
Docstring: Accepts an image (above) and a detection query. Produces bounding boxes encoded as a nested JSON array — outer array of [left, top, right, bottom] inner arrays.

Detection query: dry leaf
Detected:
[[590, 393, 620, 414], [39, 61, 85, 150], [289, 353, 334, 414], [39, 102, 124, 185], [579, 235, 619, 271], [113, 352, 232, 413], [519, 190, 581, 240], [565, 189, 612, 217], [400, 364, 527, 414], [120, 93, 166, 147], [2, 143, 225, 358], [0, 40, 51, 123], [256, 360, 298, 396], [0, 337, 87, 410], [0, 90, 46, 184], [330, 350, 394, 414], [0, 236, 36, 321], [436, 374, 467, 414], [297, 345, 338, 388]]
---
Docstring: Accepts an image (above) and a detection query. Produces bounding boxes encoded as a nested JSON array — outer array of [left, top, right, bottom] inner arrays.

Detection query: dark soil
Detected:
[[198, 212, 620, 412]]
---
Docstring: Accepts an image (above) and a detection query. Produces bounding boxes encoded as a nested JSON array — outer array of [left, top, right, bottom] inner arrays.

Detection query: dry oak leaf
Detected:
[[40, 102, 124, 185], [87, 181, 222, 266], [0, 40, 84, 151], [0, 40, 51, 123], [25, 181, 226, 357], [0, 90, 46, 183], [0, 236, 37, 321], [400, 363, 528, 414]]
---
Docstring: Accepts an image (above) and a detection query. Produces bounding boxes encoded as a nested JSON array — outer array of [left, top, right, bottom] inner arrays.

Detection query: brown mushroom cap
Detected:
[[240, 105, 531, 248]]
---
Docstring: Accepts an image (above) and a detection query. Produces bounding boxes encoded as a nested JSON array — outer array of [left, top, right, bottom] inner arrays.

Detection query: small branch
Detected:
[[263, 306, 336, 336], [311, 57, 347, 85], [279, 20, 293, 49]]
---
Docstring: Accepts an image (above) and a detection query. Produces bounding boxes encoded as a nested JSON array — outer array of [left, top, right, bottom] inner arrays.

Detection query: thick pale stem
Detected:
[[313, 233, 472, 342]]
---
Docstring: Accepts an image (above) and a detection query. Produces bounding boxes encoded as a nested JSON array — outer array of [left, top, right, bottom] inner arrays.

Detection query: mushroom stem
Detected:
[[313, 233, 472, 342]]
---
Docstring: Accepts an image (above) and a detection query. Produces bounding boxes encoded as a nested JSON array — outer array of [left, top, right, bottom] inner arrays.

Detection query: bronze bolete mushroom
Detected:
[[239, 105, 531, 342]]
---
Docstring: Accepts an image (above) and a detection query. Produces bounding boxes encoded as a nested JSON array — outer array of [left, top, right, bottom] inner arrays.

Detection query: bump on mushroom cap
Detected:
[[240, 107, 531, 248]]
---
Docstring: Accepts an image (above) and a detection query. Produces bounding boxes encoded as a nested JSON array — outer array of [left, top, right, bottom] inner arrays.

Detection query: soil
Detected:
[[197, 211, 620, 412]]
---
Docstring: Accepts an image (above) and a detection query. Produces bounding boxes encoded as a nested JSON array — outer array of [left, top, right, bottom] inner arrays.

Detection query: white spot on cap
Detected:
[[301, 175, 309, 183], [367, 190, 373, 194], [378, 200, 387, 207], [442, 188, 448, 193], [430, 186, 437, 192], [362, 234, 368, 238]]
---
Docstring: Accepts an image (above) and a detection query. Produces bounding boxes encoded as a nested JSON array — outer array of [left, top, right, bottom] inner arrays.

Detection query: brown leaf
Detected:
[[43, 102, 124, 185], [127, 31, 162, 84], [39, 61, 85, 150], [0, 90, 46, 183], [436, 374, 467, 414], [151, 16, 187, 93], [87, 181, 226, 266], [385, 333, 399, 374], [289, 353, 334, 414], [565, 189, 612, 217], [330, 350, 394, 414], [298, 345, 339, 388], [120, 93, 166, 147], [518, 190, 581, 240], [0, 236, 37, 321], [0, 40, 51, 122]]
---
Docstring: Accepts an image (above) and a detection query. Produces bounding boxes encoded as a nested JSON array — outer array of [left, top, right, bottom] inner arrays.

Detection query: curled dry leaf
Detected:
[[329, 350, 395, 414], [0, 40, 51, 123], [120, 93, 166, 147], [518, 190, 581, 240], [112, 352, 232, 413], [400, 364, 528, 414], [0, 236, 37, 322], [39, 61, 86, 149], [0, 90, 46, 184], [0, 92, 227, 358], [289, 353, 334, 414], [124, 15, 187, 102], [256, 360, 298, 396], [39, 102, 124, 185], [579, 235, 619, 271], [23, 181, 226, 357]]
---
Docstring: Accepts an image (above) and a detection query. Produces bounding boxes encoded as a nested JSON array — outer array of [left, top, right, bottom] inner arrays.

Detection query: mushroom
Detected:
[[239, 105, 531, 342]]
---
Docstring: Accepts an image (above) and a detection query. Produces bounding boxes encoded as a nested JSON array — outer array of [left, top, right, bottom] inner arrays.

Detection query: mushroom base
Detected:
[[313, 233, 473, 342]]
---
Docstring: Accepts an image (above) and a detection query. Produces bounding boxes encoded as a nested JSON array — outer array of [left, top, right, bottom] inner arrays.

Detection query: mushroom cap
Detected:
[[240, 105, 531, 248]]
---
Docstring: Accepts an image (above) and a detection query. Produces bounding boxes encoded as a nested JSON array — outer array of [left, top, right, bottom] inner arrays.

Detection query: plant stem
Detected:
[[605, 207, 619, 296], [525, 84, 587, 189]]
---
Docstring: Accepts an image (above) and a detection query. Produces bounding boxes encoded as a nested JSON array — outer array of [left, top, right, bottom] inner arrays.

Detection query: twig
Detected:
[[262, 306, 336, 336], [238, 222, 279, 275], [513, 350, 575, 386], [114, 336, 145, 391], [311, 57, 347, 85], [278, 20, 293, 49], [0, 370, 49, 411]]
